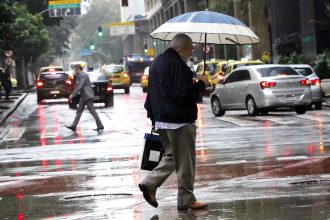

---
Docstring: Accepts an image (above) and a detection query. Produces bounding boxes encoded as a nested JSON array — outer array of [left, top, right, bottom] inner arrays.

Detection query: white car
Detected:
[[290, 64, 322, 110], [210, 64, 312, 116]]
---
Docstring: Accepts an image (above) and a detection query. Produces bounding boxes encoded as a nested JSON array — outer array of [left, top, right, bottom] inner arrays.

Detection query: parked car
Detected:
[[141, 66, 149, 93], [69, 71, 114, 109], [223, 60, 263, 76], [210, 64, 312, 116], [290, 64, 322, 110], [36, 70, 72, 104], [100, 64, 130, 94]]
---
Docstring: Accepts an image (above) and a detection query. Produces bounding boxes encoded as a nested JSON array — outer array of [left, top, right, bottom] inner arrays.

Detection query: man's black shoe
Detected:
[[93, 126, 104, 133], [65, 125, 76, 132]]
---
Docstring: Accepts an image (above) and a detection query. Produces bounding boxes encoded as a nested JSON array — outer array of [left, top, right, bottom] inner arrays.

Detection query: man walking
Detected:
[[139, 33, 209, 210], [65, 64, 104, 133]]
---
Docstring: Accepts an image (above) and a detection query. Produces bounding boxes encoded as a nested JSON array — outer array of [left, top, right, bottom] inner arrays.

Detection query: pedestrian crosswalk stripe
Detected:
[[295, 114, 328, 122], [40, 126, 59, 138], [276, 156, 308, 161], [4, 127, 25, 141], [257, 116, 297, 125], [217, 116, 260, 126]]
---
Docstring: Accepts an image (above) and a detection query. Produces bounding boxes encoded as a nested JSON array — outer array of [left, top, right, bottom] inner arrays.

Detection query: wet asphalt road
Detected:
[[1, 85, 330, 219]]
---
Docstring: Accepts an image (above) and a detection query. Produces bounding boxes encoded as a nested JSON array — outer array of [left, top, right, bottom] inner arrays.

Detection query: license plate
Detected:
[[50, 90, 60, 94], [284, 96, 296, 102]]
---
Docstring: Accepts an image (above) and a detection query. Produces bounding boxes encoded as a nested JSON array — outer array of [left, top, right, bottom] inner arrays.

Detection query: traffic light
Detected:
[[98, 26, 102, 37], [90, 41, 95, 50], [121, 0, 128, 7]]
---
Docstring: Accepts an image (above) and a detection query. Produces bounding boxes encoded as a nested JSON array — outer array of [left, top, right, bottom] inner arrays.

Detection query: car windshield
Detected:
[[41, 72, 67, 80], [257, 67, 299, 77], [89, 73, 108, 82], [293, 67, 313, 76], [103, 66, 123, 74]]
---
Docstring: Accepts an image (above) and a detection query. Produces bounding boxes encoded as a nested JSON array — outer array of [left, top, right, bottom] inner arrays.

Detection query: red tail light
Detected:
[[260, 81, 276, 89], [36, 81, 44, 88], [310, 78, 320, 86], [107, 83, 113, 92], [217, 74, 224, 80], [123, 72, 129, 78], [300, 79, 311, 86], [142, 75, 148, 80], [65, 79, 72, 85]]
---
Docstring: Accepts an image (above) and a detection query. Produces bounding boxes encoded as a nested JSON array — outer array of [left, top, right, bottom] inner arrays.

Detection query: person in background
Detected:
[[0, 67, 12, 100], [139, 33, 209, 211], [65, 64, 104, 133]]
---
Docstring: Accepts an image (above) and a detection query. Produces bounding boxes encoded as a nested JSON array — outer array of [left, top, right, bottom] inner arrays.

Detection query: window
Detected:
[[236, 70, 251, 81], [225, 71, 239, 83], [293, 67, 313, 76], [41, 72, 68, 80], [257, 67, 299, 77]]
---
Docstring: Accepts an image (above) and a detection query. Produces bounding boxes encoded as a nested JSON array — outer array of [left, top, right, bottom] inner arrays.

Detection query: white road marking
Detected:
[[276, 156, 308, 161], [257, 116, 297, 125], [217, 116, 259, 127], [41, 126, 59, 138], [4, 127, 26, 141]]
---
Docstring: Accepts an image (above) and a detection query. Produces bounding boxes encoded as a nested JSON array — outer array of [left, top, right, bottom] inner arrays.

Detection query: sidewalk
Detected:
[[0, 89, 29, 126]]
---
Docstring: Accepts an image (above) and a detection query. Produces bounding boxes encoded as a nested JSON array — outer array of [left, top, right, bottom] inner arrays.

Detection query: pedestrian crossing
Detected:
[[1, 110, 330, 143]]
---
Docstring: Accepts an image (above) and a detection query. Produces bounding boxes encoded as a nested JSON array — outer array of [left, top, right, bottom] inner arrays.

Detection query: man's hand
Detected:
[[69, 94, 73, 102]]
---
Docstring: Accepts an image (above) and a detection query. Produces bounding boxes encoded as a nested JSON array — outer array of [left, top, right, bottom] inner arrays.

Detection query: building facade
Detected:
[[122, 0, 330, 63]]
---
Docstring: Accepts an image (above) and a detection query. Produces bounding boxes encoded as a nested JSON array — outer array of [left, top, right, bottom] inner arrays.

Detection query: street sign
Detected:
[[110, 21, 135, 36], [80, 48, 92, 56], [5, 58, 13, 65], [5, 50, 13, 57], [48, 0, 81, 17]]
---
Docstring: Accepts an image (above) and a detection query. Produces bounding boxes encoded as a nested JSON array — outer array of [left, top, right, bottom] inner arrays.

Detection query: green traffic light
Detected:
[[90, 45, 95, 50], [98, 32, 103, 37]]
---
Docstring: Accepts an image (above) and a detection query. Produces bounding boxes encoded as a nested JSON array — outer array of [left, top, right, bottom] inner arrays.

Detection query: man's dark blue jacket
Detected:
[[144, 48, 205, 124]]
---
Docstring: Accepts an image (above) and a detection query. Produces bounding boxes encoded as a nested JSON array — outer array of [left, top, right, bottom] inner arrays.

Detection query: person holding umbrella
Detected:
[[139, 33, 209, 211]]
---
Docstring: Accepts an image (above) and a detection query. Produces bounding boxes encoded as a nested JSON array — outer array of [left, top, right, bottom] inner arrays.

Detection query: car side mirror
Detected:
[[222, 66, 227, 72]]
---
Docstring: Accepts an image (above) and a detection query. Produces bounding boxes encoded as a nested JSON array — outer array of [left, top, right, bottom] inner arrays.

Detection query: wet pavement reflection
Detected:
[[1, 87, 330, 219]]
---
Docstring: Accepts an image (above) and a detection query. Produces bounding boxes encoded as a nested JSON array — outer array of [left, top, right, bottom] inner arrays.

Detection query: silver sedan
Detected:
[[210, 64, 312, 116], [290, 64, 322, 110]]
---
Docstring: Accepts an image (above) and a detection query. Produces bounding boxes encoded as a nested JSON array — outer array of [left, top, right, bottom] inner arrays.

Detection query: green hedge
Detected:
[[312, 50, 330, 80]]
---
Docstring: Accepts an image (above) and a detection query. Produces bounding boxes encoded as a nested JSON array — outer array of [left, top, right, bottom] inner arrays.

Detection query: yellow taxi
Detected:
[[100, 64, 131, 94], [209, 60, 233, 88], [141, 66, 149, 93], [195, 59, 223, 84], [224, 59, 263, 76]]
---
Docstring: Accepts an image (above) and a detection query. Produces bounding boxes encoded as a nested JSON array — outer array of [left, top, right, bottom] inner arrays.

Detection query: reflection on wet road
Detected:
[[1, 86, 330, 219]]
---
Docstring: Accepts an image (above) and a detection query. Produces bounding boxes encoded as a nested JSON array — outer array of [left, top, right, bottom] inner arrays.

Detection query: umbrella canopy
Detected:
[[150, 10, 260, 45]]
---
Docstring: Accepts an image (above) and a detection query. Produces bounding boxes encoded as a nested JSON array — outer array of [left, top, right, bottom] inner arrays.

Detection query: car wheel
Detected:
[[211, 97, 225, 117], [295, 106, 307, 114], [124, 87, 130, 94], [246, 97, 259, 116], [314, 101, 322, 110], [105, 96, 114, 107]]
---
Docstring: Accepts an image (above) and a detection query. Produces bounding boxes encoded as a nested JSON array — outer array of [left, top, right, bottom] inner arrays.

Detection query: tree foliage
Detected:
[[70, 0, 123, 66]]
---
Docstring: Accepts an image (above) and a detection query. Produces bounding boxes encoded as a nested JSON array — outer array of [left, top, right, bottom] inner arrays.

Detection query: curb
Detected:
[[0, 93, 28, 127]]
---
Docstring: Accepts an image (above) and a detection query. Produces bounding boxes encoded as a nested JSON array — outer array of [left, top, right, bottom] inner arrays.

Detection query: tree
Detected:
[[70, 0, 123, 66]]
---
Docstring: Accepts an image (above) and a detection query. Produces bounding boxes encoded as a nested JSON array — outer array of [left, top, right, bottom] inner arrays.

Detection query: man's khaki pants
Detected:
[[140, 123, 197, 208]]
